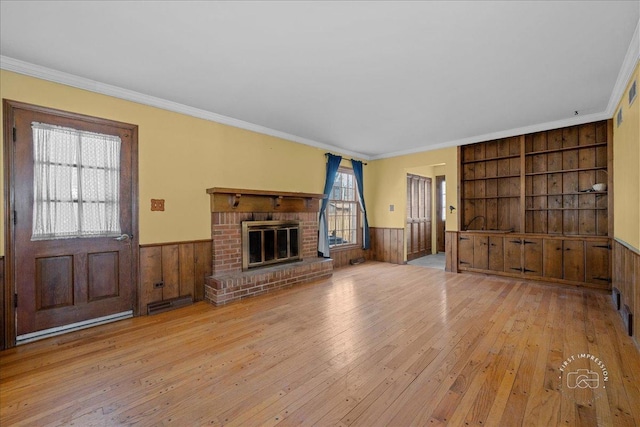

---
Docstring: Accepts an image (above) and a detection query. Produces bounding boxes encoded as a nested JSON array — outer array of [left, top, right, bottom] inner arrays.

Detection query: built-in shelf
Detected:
[[525, 142, 607, 156], [462, 174, 521, 181], [525, 166, 607, 176], [527, 192, 607, 196], [525, 207, 608, 211], [464, 196, 520, 200], [462, 154, 520, 164]]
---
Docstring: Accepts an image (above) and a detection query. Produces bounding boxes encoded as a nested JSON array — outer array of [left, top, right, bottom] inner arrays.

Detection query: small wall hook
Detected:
[[449, 205, 456, 213]]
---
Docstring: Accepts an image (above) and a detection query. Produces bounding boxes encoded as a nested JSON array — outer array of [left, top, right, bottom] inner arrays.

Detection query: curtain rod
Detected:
[[324, 153, 367, 166]]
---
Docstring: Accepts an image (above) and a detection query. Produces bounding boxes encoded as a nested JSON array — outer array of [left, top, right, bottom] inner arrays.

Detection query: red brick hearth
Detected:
[[205, 188, 332, 306]]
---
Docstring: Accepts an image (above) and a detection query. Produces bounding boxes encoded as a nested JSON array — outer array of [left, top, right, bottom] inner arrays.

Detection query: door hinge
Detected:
[[12, 127, 16, 142], [14, 293, 18, 308], [13, 210, 16, 225]]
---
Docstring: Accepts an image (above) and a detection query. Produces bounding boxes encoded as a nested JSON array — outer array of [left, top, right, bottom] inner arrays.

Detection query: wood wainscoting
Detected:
[[445, 231, 459, 272], [330, 246, 371, 269], [613, 239, 640, 348], [370, 227, 405, 264], [0, 256, 4, 350], [331, 228, 404, 267], [139, 240, 212, 314]]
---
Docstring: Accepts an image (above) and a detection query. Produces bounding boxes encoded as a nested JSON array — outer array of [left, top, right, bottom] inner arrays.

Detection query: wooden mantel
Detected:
[[206, 187, 326, 213]]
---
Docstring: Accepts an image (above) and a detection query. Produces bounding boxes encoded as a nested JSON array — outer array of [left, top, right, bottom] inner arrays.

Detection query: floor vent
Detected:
[[622, 304, 633, 337], [147, 296, 193, 315], [612, 287, 621, 310]]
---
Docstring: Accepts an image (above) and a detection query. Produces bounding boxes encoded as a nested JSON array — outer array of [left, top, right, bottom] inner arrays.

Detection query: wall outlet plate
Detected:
[[151, 199, 165, 211]]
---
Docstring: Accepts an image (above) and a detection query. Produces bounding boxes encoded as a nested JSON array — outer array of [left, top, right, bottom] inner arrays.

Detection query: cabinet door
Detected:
[[505, 238, 523, 274], [488, 237, 504, 272], [563, 240, 585, 282], [458, 235, 473, 270], [543, 239, 563, 279], [585, 240, 611, 287], [473, 236, 489, 270], [523, 238, 543, 276]]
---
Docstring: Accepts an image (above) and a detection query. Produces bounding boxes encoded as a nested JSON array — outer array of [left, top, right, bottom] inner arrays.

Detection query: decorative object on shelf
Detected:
[[592, 183, 607, 192]]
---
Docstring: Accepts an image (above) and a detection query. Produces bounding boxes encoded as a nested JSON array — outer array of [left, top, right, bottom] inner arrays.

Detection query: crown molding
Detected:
[[0, 55, 371, 160], [605, 18, 640, 116], [371, 110, 611, 160]]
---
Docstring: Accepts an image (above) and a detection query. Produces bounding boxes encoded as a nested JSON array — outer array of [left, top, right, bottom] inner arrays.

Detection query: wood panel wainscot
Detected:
[[612, 239, 640, 348], [0, 256, 4, 350], [330, 246, 371, 269], [370, 227, 405, 264], [445, 231, 459, 272], [139, 240, 212, 315]]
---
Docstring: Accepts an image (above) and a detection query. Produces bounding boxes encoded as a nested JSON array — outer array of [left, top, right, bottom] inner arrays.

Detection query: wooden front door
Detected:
[[406, 174, 432, 261], [6, 101, 138, 342]]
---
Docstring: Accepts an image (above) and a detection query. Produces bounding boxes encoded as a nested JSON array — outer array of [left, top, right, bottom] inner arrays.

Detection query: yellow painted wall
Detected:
[[613, 61, 640, 250], [0, 70, 368, 255], [366, 147, 458, 234]]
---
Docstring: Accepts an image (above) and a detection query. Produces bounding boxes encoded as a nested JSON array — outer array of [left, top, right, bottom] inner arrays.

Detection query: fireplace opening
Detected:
[[242, 220, 302, 270]]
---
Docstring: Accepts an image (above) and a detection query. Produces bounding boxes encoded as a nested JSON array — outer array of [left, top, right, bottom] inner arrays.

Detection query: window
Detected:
[[441, 180, 446, 221], [31, 122, 121, 240], [616, 108, 623, 127], [629, 80, 637, 106], [328, 168, 360, 248]]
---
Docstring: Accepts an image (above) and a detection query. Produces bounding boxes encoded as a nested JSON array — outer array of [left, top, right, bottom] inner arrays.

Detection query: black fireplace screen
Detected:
[[242, 220, 302, 270]]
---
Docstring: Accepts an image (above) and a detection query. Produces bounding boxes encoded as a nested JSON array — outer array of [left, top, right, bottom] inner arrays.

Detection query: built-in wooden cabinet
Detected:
[[457, 120, 612, 289], [139, 240, 212, 314], [458, 233, 610, 289]]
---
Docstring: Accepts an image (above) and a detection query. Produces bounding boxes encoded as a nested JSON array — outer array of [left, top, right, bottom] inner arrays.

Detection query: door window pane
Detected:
[[31, 122, 121, 240]]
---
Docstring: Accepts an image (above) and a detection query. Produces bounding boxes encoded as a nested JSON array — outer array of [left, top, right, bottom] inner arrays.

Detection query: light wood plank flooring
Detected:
[[1, 262, 639, 426]]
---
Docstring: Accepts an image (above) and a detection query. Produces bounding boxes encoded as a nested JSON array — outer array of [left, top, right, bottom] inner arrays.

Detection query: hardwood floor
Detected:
[[1, 262, 639, 426]]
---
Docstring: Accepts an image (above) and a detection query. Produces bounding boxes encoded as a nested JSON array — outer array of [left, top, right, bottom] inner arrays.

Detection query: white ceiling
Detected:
[[1, 1, 639, 159]]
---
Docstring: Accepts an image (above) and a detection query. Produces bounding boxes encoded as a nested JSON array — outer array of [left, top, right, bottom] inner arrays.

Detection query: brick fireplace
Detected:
[[204, 188, 333, 305]]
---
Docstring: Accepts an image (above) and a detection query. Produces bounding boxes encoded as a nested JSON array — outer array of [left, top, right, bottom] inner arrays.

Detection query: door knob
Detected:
[[114, 234, 132, 241]]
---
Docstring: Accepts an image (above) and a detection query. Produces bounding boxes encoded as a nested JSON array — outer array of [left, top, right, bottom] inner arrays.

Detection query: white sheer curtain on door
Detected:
[[31, 122, 121, 240]]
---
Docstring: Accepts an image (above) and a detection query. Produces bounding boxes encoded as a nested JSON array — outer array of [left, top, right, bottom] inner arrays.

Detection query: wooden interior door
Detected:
[[406, 174, 432, 261], [435, 175, 446, 252], [6, 101, 138, 341]]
